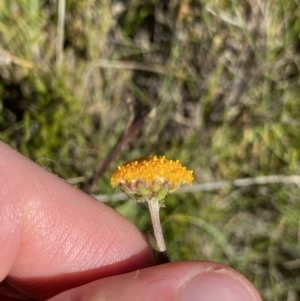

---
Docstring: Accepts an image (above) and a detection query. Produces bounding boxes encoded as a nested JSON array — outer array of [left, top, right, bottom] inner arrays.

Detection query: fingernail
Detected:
[[179, 270, 257, 301]]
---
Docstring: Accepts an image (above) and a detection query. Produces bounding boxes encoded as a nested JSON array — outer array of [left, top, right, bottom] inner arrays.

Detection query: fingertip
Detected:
[[177, 262, 262, 301]]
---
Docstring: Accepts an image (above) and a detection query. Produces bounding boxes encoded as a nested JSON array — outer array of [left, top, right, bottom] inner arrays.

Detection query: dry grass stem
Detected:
[[0, 47, 34, 68], [56, 0, 66, 68], [93, 174, 300, 202]]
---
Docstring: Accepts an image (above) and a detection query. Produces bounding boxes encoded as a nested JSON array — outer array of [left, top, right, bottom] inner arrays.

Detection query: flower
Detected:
[[110, 155, 194, 202], [110, 155, 194, 254]]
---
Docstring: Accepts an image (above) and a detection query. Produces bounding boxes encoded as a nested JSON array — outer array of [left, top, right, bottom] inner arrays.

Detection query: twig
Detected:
[[91, 175, 300, 202], [56, 0, 66, 68], [84, 103, 154, 194]]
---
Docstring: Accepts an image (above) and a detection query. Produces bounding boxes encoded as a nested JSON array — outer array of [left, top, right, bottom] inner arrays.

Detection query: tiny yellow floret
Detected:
[[110, 156, 194, 202]]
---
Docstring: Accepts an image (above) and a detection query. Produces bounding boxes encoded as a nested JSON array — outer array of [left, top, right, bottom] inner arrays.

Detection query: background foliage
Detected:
[[1, 0, 300, 300]]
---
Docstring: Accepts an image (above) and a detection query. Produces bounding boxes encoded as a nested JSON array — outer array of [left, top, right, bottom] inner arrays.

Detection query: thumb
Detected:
[[48, 261, 262, 301]]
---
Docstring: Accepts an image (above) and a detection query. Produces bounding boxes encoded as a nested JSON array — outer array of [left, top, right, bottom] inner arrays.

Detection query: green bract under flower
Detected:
[[110, 156, 194, 202]]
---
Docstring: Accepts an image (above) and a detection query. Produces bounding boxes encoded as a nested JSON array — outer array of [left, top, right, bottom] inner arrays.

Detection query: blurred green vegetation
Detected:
[[1, 0, 300, 300]]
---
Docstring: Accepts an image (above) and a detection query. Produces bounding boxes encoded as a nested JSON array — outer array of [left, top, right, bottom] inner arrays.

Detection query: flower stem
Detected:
[[147, 198, 166, 252]]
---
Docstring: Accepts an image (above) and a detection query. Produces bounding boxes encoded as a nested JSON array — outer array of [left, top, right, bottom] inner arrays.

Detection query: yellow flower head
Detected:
[[110, 156, 194, 202]]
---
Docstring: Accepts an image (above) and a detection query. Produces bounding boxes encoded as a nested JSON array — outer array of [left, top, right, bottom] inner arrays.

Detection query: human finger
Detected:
[[49, 261, 262, 301], [0, 141, 153, 299]]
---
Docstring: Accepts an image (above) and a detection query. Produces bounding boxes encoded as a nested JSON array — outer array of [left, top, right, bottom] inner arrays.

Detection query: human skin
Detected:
[[0, 141, 262, 301]]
